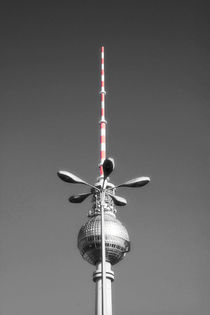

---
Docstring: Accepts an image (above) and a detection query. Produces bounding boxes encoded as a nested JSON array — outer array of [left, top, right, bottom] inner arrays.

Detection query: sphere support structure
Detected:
[[77, 183, 130, 315]]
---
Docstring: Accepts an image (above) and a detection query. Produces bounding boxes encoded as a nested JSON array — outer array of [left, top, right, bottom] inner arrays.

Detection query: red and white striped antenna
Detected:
[[99, 46, 107, 177]]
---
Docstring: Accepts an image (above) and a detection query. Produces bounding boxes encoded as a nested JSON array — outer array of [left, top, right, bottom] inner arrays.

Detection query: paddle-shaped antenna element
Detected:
[[103, 158, 115, 180], [69, 192, 92, 203], [57, 170, 86, 184], [108, 194, 127, 206], [116, 176, 150, 188], [57, 170, 99, 190]]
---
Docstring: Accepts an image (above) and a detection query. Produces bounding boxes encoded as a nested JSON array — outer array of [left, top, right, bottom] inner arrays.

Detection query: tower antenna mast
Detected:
[[99, 46, 106, 177]]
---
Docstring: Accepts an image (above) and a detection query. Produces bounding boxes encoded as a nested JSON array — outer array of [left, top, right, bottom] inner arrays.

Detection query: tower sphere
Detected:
[[78, 213, 130, 265]]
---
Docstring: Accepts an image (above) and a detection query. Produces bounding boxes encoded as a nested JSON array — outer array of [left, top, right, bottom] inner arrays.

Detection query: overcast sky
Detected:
[[0, 1, 209, 315]]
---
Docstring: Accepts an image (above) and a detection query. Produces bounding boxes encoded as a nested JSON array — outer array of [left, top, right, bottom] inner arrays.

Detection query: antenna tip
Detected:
[[101, 46, 104, 52]]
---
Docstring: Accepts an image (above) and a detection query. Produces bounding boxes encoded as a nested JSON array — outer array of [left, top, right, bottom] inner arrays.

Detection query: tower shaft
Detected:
[[93, 262, 114, 315]]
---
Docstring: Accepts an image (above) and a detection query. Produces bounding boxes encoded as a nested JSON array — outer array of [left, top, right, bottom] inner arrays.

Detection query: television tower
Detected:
[[57, 47, 150, 315]]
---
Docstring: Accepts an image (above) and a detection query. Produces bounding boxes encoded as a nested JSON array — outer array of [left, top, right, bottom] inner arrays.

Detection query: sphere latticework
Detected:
[[77, 214, 130, 265]]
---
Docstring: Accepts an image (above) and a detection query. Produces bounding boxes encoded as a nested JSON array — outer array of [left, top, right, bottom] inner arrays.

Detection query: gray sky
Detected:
[[0, 1, 209, 314]]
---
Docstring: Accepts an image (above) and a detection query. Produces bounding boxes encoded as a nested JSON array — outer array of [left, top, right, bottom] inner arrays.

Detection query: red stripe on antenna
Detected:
[[100, 165, 103, 175], [101, 151, 105, 159], [101, 135, 105, 143]]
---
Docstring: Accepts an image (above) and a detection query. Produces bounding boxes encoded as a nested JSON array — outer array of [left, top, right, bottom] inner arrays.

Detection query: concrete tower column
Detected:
[[93, 262, 115, 315]]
